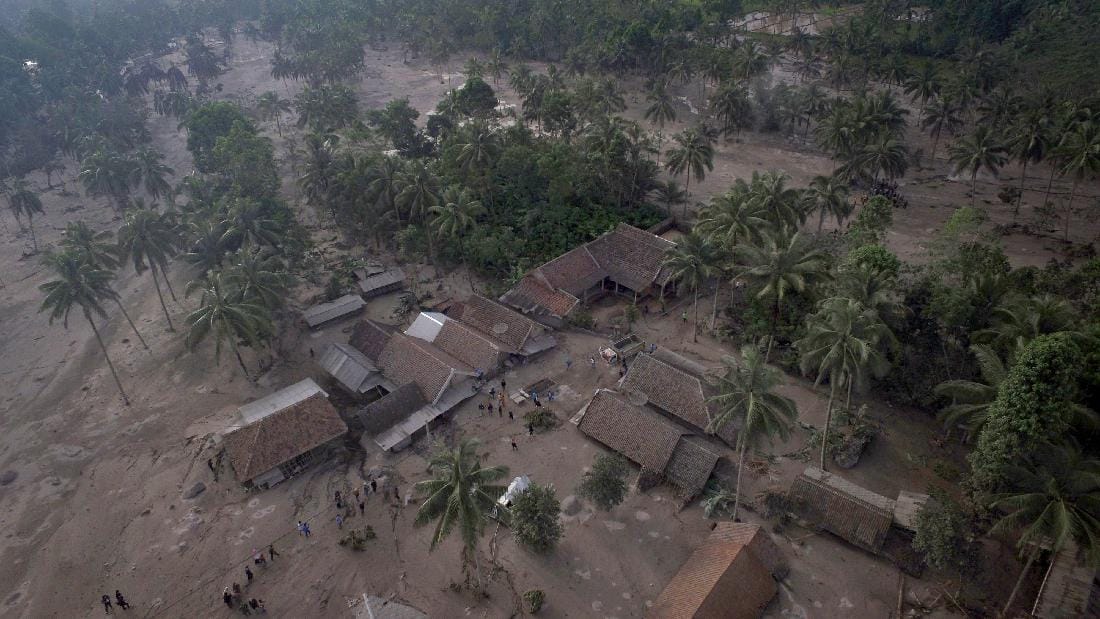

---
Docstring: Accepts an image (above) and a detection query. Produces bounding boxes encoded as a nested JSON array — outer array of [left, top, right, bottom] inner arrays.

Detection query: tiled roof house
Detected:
[[620, 353, 737, 446], [649, 522, 785, 619]]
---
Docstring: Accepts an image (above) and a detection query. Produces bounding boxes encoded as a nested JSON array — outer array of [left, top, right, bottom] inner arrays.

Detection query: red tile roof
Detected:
[[224, 393, 347, 482], [379, 333, 470, 404], [535, 245, 603, 295], [649, 523, 782, 619], [621, 354, 737, 446], [434, 319, 505, 374], [501, 275, 579, 319], [457, 295, 538, 352], [349, 320, 393, 364]]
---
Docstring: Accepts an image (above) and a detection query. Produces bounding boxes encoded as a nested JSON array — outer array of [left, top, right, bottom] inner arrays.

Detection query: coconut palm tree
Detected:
[[949, 126, 1008, 207], [734, 230, 830, 361], [6, 178, 44, 251], [991, 443, 1100, 615], [60, 221, 120, 269], [1007, 106, 1052, 218], [39, 251, 130, 405], [796, 297, 894, 470], [79, 149, 136, 212], [224, 249, 290, 311], [903, 61, 940, 122], [59, 222, 148, 350], [934, 344, 1006, 443], [256, 91, 292, 136], [662, 233, 714, 342], [921, 98, 963, 163], [118, 207, 179, 330], [430, 187, 484, 242], [454, 128, 500, 177], [665, 127, 714, 197], [697, 186, 766, 247], [709, 83, 753, 140], [220, 197, 285, 249], [748, 171, 804, 232], [653, 180, 688, 218], [184, 271, 273, 381], [298, 133, 338, 223], [397, 162, 442, 259], [849, 135, 910, 182], [130, 147, 174, 201], [708, 348, 798, 520], [974, 294, 1079, 360], [486, 49, 508, 86], [1050, 122, 1100, 241], [803, 174, 851, 233], [645, 82, 677, 166], [414, 438, 509, 590]]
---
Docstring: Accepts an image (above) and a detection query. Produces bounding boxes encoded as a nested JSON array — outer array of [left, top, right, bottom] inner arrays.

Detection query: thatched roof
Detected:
[[224, 393, 347, 482], [789, 467, 895, 552], [650, 523, 783, 619]]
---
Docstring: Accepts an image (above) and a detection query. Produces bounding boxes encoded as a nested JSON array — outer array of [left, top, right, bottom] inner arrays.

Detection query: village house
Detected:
[[448, 294, 558, 360], [317, 342, 393, 397], [222, 379, 348, 489], [788, 466, 897, 553], [500, 223, 679, 326], [573, 389, 721, 498], [619, 352, 738, 446], [649, 522, 785, 619]]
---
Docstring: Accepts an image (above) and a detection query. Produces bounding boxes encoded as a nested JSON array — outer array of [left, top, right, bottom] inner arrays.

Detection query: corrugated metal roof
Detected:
[[319, 343, 379, 393], [238, 379, 328, 424], [358, 267, 405, 294], [302, 294, 366, 327]]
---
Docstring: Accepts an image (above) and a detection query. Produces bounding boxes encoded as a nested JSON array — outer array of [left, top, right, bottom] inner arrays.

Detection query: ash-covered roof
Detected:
[[224, 393, 347, 482]]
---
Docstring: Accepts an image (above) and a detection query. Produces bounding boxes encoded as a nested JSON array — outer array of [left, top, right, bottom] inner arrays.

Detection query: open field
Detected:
[[1, 34, 1095, 617]]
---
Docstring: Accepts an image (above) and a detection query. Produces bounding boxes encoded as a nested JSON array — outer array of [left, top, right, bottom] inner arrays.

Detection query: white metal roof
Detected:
[[319, 343, 379, 393], [238, 378, 328, 424], [404, 312, 448, 343]]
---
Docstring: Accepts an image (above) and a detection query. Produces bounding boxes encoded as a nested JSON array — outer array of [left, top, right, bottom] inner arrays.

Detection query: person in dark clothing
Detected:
[[268, 544, 279, 560], [500, 379, 506, 391], [115, 591, 130, 610], [249, 599, 260, 611], [102, 594, 113, 614], [245, 566, 254, 584], [527, 424, 534, 435], [508, 410, 514, 420], [511, 437, 518, 451], [334, 491, 343, 509], [370, 479, 377, 494], [207, 458, 215, 472], [393, 486, 400, 502], [223, 588, 234, 608], [359, 500, 365, 515]]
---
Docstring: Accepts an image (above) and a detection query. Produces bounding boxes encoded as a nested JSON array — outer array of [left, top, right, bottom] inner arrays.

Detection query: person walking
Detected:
[[223, 588, 234, 608], [358, 500, 365, 515], [297, 521, 306, 537], [393, 486, 400, 502], [507, 410, 514, 421], [527, 423, 534, 436], [565, 357, 573, 370], [245, 566, 254, 584], [101, 594, 113, 614], [335, 514, 343, 529], [232, 583, 242, 597], [370, 479, 377, 494], [511, 437, 518, 451], [498, 404, 503, 418], [207, 458, 215, 473], [302, 522, 311, 538], [268, 544, 279, 560], [334, 490, 343, 510], [114, 590, 130, 610]]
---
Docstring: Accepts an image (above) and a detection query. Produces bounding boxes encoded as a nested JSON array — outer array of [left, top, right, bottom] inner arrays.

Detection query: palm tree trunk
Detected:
[[817, 208, 826, 233], [85, 311, 130, 405], [159, 263, 179, 302], [692, 287, 699, 343], [227, 324, 254, 382], [765, 296, 780, 363], [1043, 166, 1057, 208], [1004, 549, 1037, 617], [732, 440, 747, 521], [710, 279, 721, 330], [844, 374, 854, 412], [971, 173, 978, 207], [112, 298, 149, 350], [930, 130, 940, 163], [149, 267, 175, 331], [1014, 159, 1028, 219], [819, 379, 836, 470], [1064, 178, 1079, 242]]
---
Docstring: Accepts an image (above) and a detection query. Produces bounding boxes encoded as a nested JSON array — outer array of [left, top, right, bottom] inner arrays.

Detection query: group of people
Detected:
[[220, 544, 278, 615], [100, 590, 129, 614]]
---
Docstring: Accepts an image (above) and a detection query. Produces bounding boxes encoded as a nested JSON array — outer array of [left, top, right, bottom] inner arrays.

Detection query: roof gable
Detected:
[[536, 245, 603, 295], [379, 333, 471, 403], [578, 390, 683, 473], [349, 320, 393, 364], [434, 319, 505, 373], [224, 393, 347, 481]]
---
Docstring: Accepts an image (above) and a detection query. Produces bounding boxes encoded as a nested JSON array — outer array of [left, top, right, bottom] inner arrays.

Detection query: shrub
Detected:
[[577, 453, 630, 511], [338, 526, 376, 551], [912, 490, 976, 575], [523, 589, 545, 613], [523, 408, 558, 432], [511, 484, 564, 553]]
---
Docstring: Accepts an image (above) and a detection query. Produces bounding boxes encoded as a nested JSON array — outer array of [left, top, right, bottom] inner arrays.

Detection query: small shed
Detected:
[[302, 294, 366, 328], [357, 267, 405, 299], [788, 466, 895, 553], [649, 522, 784, 619], [1033, 541, 1100, 618]]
